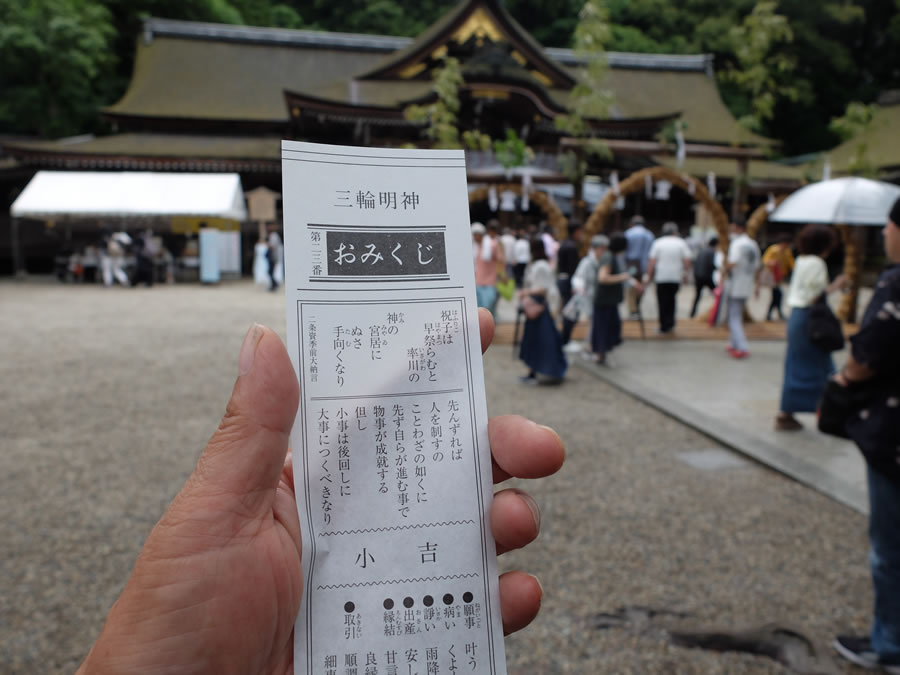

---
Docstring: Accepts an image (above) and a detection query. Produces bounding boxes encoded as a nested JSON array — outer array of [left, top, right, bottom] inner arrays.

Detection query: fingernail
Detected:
[[529, 574, 543, 597], [239, 324, 264, 376], [515, 489, 541, 531]]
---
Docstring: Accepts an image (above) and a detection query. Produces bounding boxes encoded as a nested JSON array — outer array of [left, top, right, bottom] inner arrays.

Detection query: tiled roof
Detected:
[[143, 18, 411, 52], [825, 102, 900, 173], [3, 134, 281, 171]]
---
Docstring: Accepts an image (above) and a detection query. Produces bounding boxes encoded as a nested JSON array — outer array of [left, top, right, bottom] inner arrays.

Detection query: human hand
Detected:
[[77, 314, 564, 675], [834, 273, 850, 290]]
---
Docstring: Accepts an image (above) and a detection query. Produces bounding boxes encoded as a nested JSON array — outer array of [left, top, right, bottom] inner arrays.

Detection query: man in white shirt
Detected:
[[512, 228, 531, 287], [645, 222, 692, 334], [724, 221, 761, 358]]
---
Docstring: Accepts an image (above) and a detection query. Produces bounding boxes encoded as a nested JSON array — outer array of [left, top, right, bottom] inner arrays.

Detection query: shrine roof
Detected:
[[3, 133, 281, 172], [822, 98, 900, 174], [102, 6, 766, 147]]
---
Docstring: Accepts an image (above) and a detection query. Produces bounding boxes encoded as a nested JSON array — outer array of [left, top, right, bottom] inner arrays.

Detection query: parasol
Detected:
[[769, 177, 900, 322], [768, 177, 900, 226]]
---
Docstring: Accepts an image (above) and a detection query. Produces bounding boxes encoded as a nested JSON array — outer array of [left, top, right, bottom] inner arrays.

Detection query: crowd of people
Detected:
[[55, 227, 171, 287], [470, 213, 794, 384]]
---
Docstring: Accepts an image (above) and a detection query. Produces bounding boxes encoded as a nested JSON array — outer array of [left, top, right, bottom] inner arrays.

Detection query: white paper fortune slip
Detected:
[[282, 141, 507, 675]]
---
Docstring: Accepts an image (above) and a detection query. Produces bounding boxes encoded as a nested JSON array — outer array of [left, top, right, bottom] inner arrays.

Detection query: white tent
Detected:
[[10, 171, 248, 221]]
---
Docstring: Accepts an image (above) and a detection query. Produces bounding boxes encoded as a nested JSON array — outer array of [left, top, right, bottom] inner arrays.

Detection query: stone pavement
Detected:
[[575, 339, 868, 515], [0, 279, 875, 674]]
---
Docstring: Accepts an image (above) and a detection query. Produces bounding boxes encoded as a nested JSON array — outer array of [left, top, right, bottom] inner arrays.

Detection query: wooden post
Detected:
[[731, 158, 748, 223], [571, 145, 586, 222], [836, 224, 862, 323], [571, 185, 585, 223]]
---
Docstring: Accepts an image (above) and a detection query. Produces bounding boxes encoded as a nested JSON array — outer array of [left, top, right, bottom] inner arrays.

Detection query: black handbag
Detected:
[[807, 294, 844, 352], [818, 378, 873, 438]]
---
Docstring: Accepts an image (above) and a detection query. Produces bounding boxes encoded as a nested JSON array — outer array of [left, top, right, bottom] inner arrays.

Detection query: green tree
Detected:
[[404, 56, 467, 149], [554, 0, 613, 220], [723, 1, 799, 135], [493, 128, 535, 170], [287, 0, 449, 37], [0, 0, 116, 137], [505, 0, 583, 48]]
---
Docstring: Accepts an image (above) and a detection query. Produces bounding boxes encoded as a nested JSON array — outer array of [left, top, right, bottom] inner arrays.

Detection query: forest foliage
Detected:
[[2, 0, 899, 156]]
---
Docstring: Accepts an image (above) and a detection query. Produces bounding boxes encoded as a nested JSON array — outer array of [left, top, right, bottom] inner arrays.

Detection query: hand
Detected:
[[77, 314, 564, 675], [834, 273, 850, 290]]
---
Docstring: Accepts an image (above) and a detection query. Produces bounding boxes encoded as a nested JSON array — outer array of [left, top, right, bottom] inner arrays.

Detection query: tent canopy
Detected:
[[10, 171, 248, 221]]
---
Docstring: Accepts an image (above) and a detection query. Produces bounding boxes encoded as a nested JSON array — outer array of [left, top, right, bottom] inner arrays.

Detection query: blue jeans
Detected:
[[727, 297, 748, 352], [476, 285, 499, 318], [868, 466, 900, 660]]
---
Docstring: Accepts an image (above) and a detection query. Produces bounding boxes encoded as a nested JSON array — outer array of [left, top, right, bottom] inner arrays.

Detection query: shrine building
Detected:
[[1, 0, 804, 275]]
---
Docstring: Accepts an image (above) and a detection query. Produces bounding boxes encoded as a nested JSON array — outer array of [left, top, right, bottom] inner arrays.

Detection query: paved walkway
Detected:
[[574, 339, 868, 514], [494, 282, 870, 515]]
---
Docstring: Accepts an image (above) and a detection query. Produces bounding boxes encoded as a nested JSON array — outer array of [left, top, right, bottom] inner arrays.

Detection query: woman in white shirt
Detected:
[[518, 237, 567, 383], [776, 224, 848, 430]]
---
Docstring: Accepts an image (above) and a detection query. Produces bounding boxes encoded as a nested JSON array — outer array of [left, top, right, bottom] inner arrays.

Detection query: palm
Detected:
[[170, 465, 302, 674]]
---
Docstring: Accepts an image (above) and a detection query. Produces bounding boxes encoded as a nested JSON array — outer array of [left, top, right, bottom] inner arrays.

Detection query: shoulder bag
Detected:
[[807, 294, 844, 352], [521, 295, 545, 320]]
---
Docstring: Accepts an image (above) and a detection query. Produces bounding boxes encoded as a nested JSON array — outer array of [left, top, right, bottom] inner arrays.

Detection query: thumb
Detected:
[[190, 324, 300, 513]]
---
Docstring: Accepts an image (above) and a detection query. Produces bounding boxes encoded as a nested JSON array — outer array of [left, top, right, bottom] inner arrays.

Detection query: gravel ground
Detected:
[[0, 280, 874, 674]]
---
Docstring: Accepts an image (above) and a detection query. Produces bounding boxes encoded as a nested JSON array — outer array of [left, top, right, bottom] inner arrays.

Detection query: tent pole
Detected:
[[11, 217, 25, 279]]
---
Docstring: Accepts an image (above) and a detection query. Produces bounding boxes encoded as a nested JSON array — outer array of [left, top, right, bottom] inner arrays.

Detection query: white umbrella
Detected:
[[769, 176, 900, 226]]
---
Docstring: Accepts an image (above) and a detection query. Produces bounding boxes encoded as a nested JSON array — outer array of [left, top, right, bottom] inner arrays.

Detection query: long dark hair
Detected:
[[530, 236, 548, 262]]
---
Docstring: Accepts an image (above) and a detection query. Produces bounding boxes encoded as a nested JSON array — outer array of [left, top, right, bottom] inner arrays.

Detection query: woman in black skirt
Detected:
[[592, 232, 640, 364], [518, 236, 567, 383]]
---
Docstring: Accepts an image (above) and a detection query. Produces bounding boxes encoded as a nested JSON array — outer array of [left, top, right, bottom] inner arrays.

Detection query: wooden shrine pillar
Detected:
[[731, 157, 748, 223]]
